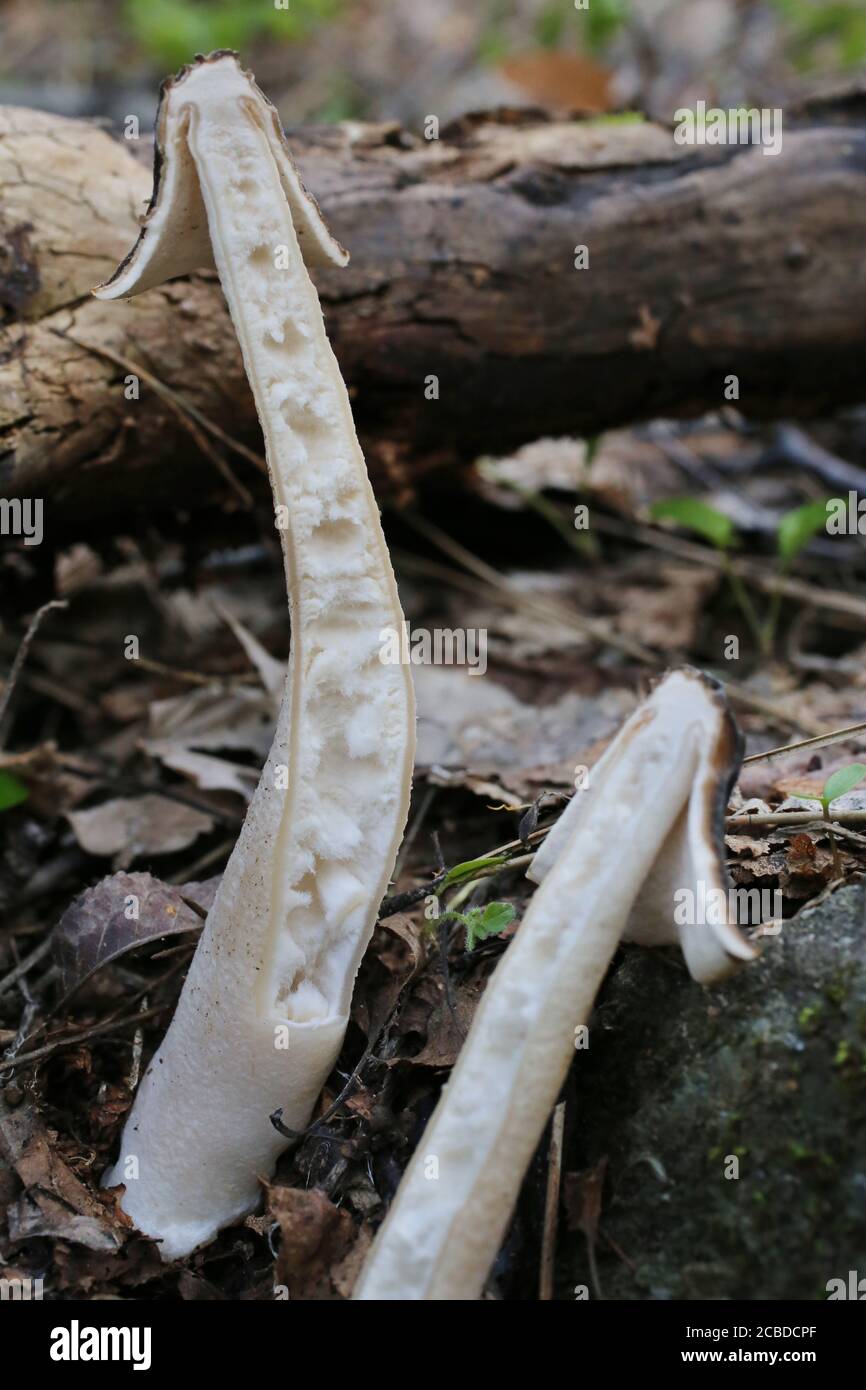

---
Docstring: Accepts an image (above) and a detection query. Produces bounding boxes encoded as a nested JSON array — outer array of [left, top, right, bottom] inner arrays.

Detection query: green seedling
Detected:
[[650, 495, 829, 656], [529, 0, 632, 53], [791, 762, 866, 879], [776, 499, 830, 569], [0, 770, 28, 812], [764, 499, 828, 650], [585, 0, 632, 51], [435, 900, 516, 952], [441, 854, 511, 889], [650, 496, 735, 550], [649, 497, 763, 650], [770, 0, 866, 72]]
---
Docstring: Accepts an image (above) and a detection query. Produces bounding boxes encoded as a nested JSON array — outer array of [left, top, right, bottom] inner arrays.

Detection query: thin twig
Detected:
[[55, 332, 260, 505], [167, 837, 237, 885], [726, 810, 866, 830], [128, 1019, 145, 1091], [0, 600, 68, 745], [395, 548, 822, 735], [401, 514, 659, 666], [742, 720, 866, 766], [439, 915, 465, 1042], [721, 683, 825, 737], [593, 513, 866, 623], [0, 937, 54, 1001], [394, 784, 436, 878], [539, 1101, 566, 1301], [1, 1004, 171, 1074]]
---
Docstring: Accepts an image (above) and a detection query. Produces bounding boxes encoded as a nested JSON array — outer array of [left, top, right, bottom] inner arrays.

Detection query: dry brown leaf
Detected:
[[415, 665, 633, 780], [499, 51, 613, 113], [142, 742, 258, 800], [66, 795, 215, 869], [0, 1103, 123, 1253], [269, 1186, 358, 1301], [52, 870, 217, 1000], [148, 684, 275, 757], [397, 969, 489, 1070], [331, 1224, 374, 1299], [725, 834, 773, 857]]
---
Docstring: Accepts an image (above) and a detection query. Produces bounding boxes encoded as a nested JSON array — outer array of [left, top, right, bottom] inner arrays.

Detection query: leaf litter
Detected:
[[3, 409, 866, 1299]]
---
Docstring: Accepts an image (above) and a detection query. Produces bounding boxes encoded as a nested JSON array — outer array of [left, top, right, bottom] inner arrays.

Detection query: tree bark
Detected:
[[2, 97, 865, 513]]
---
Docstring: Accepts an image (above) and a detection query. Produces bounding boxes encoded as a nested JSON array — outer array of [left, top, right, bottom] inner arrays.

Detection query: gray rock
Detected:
[[566, 883, 866, 1300]]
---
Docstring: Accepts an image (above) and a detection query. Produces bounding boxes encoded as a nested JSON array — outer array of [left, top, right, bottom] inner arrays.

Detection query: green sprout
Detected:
[[649, 497, 763, 651], [650, 495, 829, 656], [440, 854, 511, 889], [650, 497, 735, 550], [764, 499, 828, 650], [435, 900, 516, 952], [770, 0, 866, 73], [585, 0, 632, 52], [791, 762, 866, 879], [0, 770, 28, 812]]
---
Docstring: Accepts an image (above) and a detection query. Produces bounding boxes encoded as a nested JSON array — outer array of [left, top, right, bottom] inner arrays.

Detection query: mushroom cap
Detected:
[[94, 50, 347, 302], [530, 667, 757, 983]]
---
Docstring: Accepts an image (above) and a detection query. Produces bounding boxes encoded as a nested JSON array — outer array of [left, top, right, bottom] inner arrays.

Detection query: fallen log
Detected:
[[1, 95, 865, 513]]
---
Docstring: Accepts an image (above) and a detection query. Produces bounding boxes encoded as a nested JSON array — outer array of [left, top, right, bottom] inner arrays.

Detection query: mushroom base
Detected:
[[104, 1011, 347, 1261]]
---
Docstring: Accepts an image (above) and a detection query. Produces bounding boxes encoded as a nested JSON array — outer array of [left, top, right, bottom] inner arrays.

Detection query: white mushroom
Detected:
[[353, 669, 756, 1301], [96, 53, 415, 1260]]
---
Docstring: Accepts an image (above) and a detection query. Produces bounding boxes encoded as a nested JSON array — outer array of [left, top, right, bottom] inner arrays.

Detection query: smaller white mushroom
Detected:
[[353, 668, 757, 1301]]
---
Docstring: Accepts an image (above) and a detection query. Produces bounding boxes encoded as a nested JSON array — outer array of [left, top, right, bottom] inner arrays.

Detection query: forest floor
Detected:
[[2, 405, 866, 1298]]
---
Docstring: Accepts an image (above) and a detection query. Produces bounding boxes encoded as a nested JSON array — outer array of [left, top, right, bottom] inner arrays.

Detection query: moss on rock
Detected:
[[564, 883, 866, 1300]]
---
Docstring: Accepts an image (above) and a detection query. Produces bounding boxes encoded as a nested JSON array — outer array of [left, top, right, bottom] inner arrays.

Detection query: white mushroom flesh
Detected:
[[98, 54, 415, 1260]]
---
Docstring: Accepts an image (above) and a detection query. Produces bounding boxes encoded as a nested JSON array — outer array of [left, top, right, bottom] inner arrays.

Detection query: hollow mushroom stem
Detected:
[[96, 53, 415, 1260], [353, 669, 755, 1301]]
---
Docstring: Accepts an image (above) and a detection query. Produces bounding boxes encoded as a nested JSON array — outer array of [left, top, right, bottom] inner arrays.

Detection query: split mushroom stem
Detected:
[[354, 669, 756, 1301], [97, 53, 415, 1260]]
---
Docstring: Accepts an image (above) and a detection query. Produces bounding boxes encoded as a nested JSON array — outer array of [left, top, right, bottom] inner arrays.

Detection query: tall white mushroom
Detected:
[[354, 669, 756, 1300], [96, 53, 415, 1259]]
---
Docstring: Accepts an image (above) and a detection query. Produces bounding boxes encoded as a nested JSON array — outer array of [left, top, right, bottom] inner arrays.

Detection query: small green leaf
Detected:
[[650, 498, 735, 551], [464, 901, 516, 951], [0, 770, 28, 811], [585, 0, 631, 51], [582, 112, 646, 126], [441, 854, 509, 888], [777, 500, 828, 568], [822, 763, 866, 807]]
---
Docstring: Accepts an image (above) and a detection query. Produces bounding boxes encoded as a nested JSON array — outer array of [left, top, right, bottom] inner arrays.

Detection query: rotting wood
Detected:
[[2, 94, 866, 513]]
